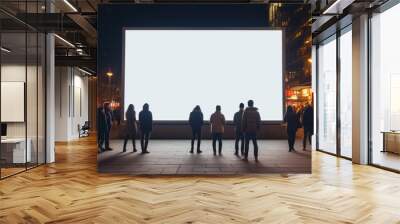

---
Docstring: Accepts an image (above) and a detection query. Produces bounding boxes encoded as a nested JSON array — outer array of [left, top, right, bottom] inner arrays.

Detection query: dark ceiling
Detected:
[[0, 0, 386, 74]]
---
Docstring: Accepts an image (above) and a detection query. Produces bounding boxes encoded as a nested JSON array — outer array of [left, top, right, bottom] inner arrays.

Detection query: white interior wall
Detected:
[[55, 67, 89, 141], [1, 65, 26, 139], [1, 64, 45, 163], [55, 66, 69, 141], [71, 73, 89, 138], [0, 65, 39, 139]]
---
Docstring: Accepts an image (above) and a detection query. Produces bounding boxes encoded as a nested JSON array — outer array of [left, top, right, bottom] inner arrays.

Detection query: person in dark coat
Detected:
[[296, 106, 303, 129], [284, 105, 299, 152], [97, 106, 107, 153], [302, 104, 314, 150], [103, 102, 113, 151], [138, 103, 152, 153], [242, 100, 261, 161], [123, 104, 137, 152], [189, 105, 203, 153], [97, 102, 113, 153], [233, 103, 245, 156], [113, 107, 122, 126]]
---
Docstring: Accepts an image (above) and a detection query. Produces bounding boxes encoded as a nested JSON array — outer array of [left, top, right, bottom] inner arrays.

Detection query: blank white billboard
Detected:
[[124, 30, 283, 121]]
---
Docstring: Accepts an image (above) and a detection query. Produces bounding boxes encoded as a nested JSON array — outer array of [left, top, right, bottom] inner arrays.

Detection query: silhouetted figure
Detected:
[[97, 106, 106, 153], [284, 105, 299, 152], [139, 103, 152, 153], [123, 104, 137, 152], [98, 102, 113, 152], [105, 103, 113, 150], [210, 105, 225, 155], [113, 107, 122, 126], [189, 105, 204, 153], [296, 106, 303, 127], [233, 103, 245, 156], [302, 104, 314, 150], [242, 100, 261, 161]]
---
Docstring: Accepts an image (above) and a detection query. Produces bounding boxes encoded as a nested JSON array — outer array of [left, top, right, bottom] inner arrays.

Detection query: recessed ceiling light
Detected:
[[323, 0, 341, 14], [54, 34, 75, 48], [63, 0, 78, 12], [322, 0, 354, 15], [78, 67, 93, 76], [1, 47, 11, 53]]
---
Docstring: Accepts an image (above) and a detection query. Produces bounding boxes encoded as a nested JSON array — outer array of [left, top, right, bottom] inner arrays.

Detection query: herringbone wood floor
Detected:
[[1, 136, 400, 224]]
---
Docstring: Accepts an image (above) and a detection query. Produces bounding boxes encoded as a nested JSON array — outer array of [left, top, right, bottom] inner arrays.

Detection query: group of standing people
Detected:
[[98, 100, 314, 158], [283, 103, 314, 152], [98, 100, 262, 161], [97, 102, 153, 154], [189, 100, 261, 161], [122, 103, 153, 154]]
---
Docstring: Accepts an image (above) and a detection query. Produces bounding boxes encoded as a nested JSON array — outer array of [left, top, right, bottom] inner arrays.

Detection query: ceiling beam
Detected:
[[55, 55, 96, 70], [67, 13, 97, 46]]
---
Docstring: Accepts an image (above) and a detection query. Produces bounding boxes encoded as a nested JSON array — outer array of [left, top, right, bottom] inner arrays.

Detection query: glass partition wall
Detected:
[[0, 30, 27, 177], [317, 35, 337, 155], [316, 25, 353, 159], [316, 0, 400, 171], [370, 3, 400, 171], [0, 5, 46, 179], [339, 27, 352, 159]]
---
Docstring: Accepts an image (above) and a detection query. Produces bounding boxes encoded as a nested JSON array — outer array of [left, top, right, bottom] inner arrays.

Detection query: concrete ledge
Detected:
[[110, 123, 288, 139]]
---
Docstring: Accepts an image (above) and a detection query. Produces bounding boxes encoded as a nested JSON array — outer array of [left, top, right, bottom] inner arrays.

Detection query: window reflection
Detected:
[[318, 37, 337, 154], [371, 4, 400, 171], [340, 29, 352, 158]]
